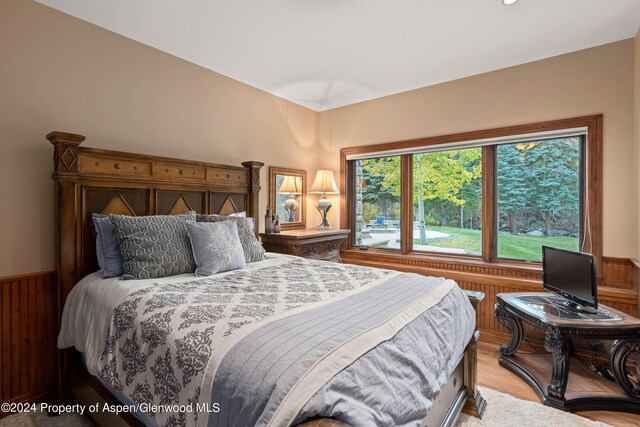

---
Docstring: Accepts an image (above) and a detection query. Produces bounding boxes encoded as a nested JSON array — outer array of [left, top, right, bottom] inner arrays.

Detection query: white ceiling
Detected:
[[36, 0, 640, 111]]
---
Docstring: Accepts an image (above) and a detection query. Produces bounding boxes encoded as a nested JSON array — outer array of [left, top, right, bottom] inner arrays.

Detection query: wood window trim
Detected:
[[340, 114, 603, 274]]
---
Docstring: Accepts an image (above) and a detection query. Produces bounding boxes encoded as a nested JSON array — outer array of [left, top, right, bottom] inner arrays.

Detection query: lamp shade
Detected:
[[278, 175, 302, 194], [309, 169, 339, 194]]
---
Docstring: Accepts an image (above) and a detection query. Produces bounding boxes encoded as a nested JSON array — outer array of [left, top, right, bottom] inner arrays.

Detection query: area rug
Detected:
[[0, 386, 611, 426], [457, 387, 611, 427]]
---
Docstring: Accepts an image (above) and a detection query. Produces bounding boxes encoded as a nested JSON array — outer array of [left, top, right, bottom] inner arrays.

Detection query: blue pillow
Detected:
[[92, 213, 124, 278], [110, 211, 196, 280], [186, 221, 246, 276]]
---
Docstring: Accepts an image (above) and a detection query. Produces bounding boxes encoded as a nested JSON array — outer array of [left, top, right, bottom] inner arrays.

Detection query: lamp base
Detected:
[[316, 224, 334, 230], [315, 200, 333, 230]]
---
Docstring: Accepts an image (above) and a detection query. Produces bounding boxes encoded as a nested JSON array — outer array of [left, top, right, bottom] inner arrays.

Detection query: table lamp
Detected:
[[309, 169, 339, 229]]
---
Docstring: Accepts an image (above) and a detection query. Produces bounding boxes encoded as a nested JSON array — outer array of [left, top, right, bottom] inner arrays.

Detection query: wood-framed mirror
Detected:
[[269, 166, 307, 230]]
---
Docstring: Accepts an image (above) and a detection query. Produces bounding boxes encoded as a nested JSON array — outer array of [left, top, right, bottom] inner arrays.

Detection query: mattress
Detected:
[[59, 253, 475, 427]]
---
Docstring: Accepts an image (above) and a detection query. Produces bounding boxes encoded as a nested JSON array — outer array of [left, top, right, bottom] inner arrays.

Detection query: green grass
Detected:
[[418, 226, 579, 261]]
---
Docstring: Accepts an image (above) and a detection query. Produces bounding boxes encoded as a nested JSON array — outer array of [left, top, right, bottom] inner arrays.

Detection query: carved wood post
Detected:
[[49, 131, 85, 288], [544, 331, 570, 400], [242, 161, 265, 235], [47, 131, 86, 399]]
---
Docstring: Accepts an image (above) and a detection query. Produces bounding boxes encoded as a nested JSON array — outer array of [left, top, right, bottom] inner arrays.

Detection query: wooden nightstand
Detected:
[[259, 229, 351, 262]]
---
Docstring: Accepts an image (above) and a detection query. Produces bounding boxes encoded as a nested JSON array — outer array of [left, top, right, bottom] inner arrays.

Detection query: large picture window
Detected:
[[343, 116, 602, 267]]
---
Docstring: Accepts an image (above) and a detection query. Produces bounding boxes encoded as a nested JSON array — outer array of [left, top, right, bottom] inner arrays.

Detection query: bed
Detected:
[[49, 131, 486, 427]]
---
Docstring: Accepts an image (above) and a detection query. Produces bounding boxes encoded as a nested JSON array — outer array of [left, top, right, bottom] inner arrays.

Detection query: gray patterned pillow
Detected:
[[186, 221, 246, 276], [196, 214, 265, 263], [110, 211, 196, 280]]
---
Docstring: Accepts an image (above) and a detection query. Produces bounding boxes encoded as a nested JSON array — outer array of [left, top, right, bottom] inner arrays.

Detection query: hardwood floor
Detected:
[[477, 342, 640, 427]]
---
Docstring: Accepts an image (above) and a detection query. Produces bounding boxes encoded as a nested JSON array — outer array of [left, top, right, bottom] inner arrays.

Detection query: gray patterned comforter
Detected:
[[58, 254, 474, 427]]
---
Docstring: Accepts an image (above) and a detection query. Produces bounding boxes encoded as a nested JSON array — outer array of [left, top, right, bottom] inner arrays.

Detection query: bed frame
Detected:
[[49, 131, 486, 427]]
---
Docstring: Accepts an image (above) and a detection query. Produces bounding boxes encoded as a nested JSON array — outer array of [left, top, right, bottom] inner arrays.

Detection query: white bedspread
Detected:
[[59, 253, 474, 427], [59, 254, 298, 370]]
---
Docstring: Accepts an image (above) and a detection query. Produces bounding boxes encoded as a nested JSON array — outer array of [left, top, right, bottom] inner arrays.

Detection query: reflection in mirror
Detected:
[[269, 167, 306, 230], [277, 174, 302, 222]]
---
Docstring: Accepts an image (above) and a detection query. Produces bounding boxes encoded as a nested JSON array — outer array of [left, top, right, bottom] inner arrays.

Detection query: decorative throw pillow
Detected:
[[92, 214, 124, 278], [110, 211, 196, 280], [186, 221, 246, 276], [196, 214, 265, 263]]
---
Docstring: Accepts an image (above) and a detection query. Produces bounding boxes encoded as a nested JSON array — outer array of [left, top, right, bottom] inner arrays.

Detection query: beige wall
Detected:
[[0, 0, 319, 276], [1, 0, 638, 275], [319, 39, 637, 259]]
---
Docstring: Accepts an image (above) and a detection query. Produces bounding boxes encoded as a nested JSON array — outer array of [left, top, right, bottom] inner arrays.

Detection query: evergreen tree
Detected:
[[497, 144, 528, 234], [524, 138, 580, 235]]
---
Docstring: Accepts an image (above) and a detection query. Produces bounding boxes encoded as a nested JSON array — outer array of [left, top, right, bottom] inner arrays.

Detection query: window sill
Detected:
[[341, 247, 543, 275]]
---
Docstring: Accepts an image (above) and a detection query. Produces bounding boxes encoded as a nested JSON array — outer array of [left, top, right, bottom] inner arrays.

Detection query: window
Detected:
[[344, 116, 601, 267], [496, 137, 583, 262], [412, 148, 482, 255], [354, 156, 402, 249]]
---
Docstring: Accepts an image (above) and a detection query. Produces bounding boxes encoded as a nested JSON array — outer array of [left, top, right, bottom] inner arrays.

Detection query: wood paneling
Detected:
[[602, 257, 634, 289], [341, 250, 639, 346], [0, 271, 57, 412]]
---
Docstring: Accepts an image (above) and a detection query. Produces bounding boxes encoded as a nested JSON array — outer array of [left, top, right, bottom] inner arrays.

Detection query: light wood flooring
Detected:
[[477, 342, 640, 427]]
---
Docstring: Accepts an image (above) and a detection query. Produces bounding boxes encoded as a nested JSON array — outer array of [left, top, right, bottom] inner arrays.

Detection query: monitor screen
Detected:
[[542, 246, 597, 309]]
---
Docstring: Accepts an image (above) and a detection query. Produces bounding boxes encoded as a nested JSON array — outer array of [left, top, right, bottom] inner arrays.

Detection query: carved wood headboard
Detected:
[[48, 131, 263, 312]]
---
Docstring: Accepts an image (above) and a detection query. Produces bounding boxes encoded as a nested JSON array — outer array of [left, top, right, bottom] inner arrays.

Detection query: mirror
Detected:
[[269, 167, 307, 230]]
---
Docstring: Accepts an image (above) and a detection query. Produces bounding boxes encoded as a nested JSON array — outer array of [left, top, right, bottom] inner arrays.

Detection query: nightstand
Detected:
[[259, 229, 351, 262]]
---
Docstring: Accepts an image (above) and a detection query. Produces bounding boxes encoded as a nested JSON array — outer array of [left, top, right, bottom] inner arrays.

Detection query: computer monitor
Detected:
[[542, 246, 597, 313]]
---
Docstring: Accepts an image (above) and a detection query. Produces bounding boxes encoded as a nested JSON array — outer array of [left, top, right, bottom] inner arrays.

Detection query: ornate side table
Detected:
[[260, 229, 351, 262], [495, 292, 640, 413]]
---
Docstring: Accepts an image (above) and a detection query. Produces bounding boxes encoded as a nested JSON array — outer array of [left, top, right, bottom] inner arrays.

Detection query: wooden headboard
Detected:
[[48, 131, 263, 311]]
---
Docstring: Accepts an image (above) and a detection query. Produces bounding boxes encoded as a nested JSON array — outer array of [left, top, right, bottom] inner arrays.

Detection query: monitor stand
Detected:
[[552, 299, 598, 314], [496, 293, 640, 413]]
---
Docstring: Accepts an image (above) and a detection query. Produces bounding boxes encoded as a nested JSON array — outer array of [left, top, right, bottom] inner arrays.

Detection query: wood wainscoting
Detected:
[[0, 271, 57, 413], [341, 250, 639, 346]]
